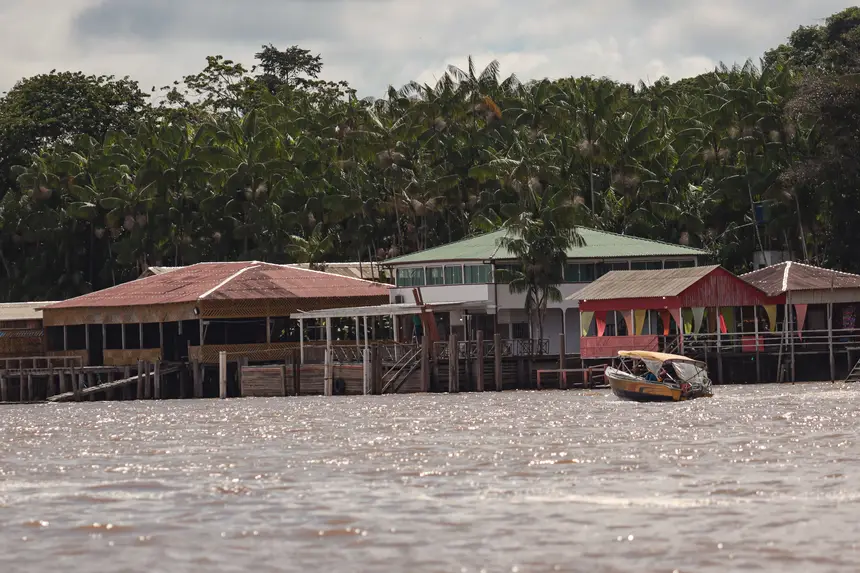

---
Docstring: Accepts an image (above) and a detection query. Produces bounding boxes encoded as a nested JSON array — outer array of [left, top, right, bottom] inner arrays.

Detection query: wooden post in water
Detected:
[[559, 332, 567, 390], [137, 361, 144, 400], [219, 351, 227, 399], [72, 367, 81, 402], [58, 369, 66, 394], [494, 333, 503, 392], [123, 366, 131, 400], [753, 305, 761, 384], [447, 333, 458, 393], [323, 349, 333, 396], [475, 330, 484, 392], [293, 349, 302, 396], [192, 360, 203, 398], [370, 345, 381, 395], [154, 361, 161, 399], [0, 374, 6, 402], [281, 359, 289, 397], [420, 335, 431, 393], [26, 373, 33, 402], [143, 361, 152, 399], [828, 301, 835, 383]]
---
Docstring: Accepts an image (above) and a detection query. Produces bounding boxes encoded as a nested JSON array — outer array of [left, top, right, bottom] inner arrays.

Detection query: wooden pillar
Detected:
[[63, 325, 68, 351], [559, 332, 567, 390], [828, 302, 835, 383], [789, 296, 796, 383], [323, 348, 333, 396], [355, 316, 361, 355], [294, 349, 302, 396], [143, 361, 152, 399], [72, 367, 81, 402], [266, 317, 271, 344], [19, 373, 25, 402], [754, 305, 761, 384], [48, 366, 56, 397], [137, 361, 144, 400], [87, 373, 95, 401], [26, 373, 32, 402], [494, 333, 503, 392], [121, 324, 127, 350], [106, 372, 115, 401], [192, 360, 203, 398], [219, 351, 227, 399], [476, 330, 485, 392], [123, 366, 131, 400], [420, 334, 430, 393], [0, 375, 6, 402], [370, 345, 381, 395], [158, 322, 165, 357], [154, 361, 162, 400], [102, 324, 107, 357], [281, 358, 289, 397], [84, 324, 90, 362], [58, 369, 67, 394], [448, 333, 459, 393]]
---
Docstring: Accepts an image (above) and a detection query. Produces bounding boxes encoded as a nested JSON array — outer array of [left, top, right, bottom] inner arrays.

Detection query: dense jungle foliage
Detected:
[[2, 8, 860, 301]]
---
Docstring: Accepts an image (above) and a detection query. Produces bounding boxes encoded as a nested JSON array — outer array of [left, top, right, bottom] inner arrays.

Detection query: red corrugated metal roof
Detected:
[[741, 262, 860, 296], [46, 262, 389, 310]]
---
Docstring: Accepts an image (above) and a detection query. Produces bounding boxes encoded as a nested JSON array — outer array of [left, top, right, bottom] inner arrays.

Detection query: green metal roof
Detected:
[[385, 228, 707, 265]]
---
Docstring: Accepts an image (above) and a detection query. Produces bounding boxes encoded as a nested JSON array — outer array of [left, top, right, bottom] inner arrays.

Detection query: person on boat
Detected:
[[642, 363, 659, 382]]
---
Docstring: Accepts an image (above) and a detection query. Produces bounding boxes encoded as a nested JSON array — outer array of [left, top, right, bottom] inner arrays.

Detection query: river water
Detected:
[[1, 384, 859, 573]]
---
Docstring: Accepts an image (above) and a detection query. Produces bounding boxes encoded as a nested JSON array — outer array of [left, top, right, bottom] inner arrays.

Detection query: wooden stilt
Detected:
[[192, 360, 202, 398], [789, 295, 796, 383], [754, 305, 761, 384], [0, 375, 7, 402], [293, 349, 301, 396], [143, 361, 152, 399], [421, 334, 431, 393], [494, 333, 503, 392], [154, 362, 161, 399], [137, 361, 144, 400], [370, 346, 380, 395], [828, 302, 835, 383], [87, 373, 95, 401], [58, 370, 66, 394], [26, 374, 32, 402], [559, 332, 567, 389], [448, 333, 459, 393], [219, 351, 227, 399], [123, 367, 132, 399], [19, 373, 25, 402], [476, 330, 485, 392]]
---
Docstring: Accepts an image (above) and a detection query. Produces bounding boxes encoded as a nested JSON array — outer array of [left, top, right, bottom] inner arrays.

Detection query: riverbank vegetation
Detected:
[[1, 8, 860, 301]]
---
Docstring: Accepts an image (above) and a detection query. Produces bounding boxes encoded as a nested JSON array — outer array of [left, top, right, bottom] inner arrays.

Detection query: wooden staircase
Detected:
[[381, 347, 422, 394]]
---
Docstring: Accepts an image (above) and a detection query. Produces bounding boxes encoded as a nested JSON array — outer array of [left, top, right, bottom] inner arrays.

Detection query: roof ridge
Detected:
[[198, 264, 261, 300], [586, 226, 708, 254], [271, 262, 386, 286], [386, 229, 507, 264]]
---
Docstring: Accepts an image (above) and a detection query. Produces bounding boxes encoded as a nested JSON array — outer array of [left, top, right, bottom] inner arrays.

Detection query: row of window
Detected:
[[395, 260, 696, 287]]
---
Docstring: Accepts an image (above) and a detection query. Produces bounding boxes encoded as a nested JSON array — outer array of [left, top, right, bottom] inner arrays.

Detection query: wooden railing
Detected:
[[434, 338, 549, 359]]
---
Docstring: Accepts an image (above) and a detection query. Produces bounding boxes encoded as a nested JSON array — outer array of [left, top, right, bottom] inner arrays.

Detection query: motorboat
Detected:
[[605, 350, 713, 402]]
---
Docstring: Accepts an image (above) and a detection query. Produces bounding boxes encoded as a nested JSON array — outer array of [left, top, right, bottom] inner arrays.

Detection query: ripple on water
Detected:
[[0, 384, 859, 573]]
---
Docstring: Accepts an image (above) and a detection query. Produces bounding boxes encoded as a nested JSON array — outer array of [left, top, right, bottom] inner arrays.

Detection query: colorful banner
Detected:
[[692, 307, 705, 334], [720, 307, 735, 333], [682, 309, 694, 334], [634, 309, 647, 335], [763, 305, 778, 333], [580, 311, 594, 337], [795, 304, 809, 340], [669, 308, 682, 335], [596, 312, 607, 337], [659, 310, 671, 336]]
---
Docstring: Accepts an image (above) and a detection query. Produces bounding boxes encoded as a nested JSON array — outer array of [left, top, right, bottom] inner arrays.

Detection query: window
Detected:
[[426, 266, 444, 285], [464, 264, 491, 284], [395, 267, 425, 287], [663, 260, 680, 269], [596, 261, 630, 277], [444, 265, 463, 285], [631, 261, 663, 271], [494, 264, 519, 283], [564, 263, 596, 283]]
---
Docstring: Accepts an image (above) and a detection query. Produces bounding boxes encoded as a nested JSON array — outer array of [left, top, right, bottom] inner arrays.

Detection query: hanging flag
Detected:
[[720, 307, 735, 333], [692, 307, 705, 334], [763, 305, 778, 333], [719, 314, 728, 334], [669, 308, 682, 335], [794, 304, 809, 340], [620, 311, 632, 335], [659, 310, 671, 336], [580, 311, 594, 337], [682, 308, 694, 334], [634, 309, 647, 335], [596, 312, 607, 337]]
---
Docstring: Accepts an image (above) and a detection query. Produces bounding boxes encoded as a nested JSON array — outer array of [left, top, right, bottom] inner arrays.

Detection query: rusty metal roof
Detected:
[[0, 302, 58, 321], [570, 265, 721, 301], [47, 262, 389, 310], [741, 262, 860, 296], [140, 262, 383, 281]]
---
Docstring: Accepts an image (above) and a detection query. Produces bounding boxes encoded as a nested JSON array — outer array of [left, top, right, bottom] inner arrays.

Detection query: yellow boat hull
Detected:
[[606, 370, 712, 402]]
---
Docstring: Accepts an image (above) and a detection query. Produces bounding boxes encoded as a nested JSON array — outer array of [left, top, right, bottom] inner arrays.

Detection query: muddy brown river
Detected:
[[1, 384, 859, 572]]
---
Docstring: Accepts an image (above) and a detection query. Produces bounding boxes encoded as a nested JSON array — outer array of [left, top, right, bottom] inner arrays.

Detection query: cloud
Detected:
[[0, 0, 850, 97]]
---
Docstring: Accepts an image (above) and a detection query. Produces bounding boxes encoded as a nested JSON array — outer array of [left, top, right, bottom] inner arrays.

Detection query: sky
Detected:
[[0, 1, 852, 98]]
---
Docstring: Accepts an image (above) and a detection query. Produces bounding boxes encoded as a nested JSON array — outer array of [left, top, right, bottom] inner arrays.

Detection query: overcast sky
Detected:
[[0, 1, 851, 98]]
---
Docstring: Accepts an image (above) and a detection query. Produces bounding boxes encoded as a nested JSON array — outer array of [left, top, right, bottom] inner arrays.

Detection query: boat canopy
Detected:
[[617, 350, 703, 366]]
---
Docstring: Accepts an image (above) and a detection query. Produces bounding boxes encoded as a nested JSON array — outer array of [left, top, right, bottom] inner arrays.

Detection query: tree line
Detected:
[[1, 9, 860, 302]]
